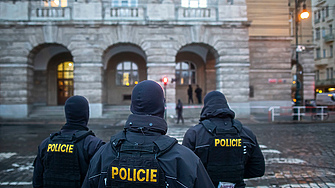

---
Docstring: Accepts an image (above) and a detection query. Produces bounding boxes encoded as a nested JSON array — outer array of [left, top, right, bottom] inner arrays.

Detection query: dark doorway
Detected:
[[57, 62, 74, 105]]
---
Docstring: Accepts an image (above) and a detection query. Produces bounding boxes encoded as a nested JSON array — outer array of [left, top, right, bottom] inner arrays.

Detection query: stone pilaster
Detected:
[[147, 62, 176, 118], [0, 64, 33, 118], [299, 46, 315, 103], [73, 62, 103, 118], [216, 63, 250, 118]]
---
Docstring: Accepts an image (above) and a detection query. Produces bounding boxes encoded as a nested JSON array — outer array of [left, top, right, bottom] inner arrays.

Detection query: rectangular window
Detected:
[[331, 68, 334, 80], [316, 48, 321, 59], [330, 45, 333, 57], [315, 28, 320, 40], [326, 6, 329, 17], [112, 0, 137, 7], [181, 0, 207, 8], [322, 8, 325, 21], [322, 28, 326, 38], [330, 25, 333, 35], [249, 86, 254, 98], [327, 68, 330, 80], [323, 49, 326, 58], [316, 70, 319, 81], [43, 0, 67, 7], [318, 10, 320, 20]]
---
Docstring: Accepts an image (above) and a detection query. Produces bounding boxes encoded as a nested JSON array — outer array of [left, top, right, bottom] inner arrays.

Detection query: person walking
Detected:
[[188, 85, 193, 104], [182, 91, 265, 188], [33, 95, 104, 188], [176, 99, 184, 124], [82, 80, 214, 188], [195, 85, 202, 104]]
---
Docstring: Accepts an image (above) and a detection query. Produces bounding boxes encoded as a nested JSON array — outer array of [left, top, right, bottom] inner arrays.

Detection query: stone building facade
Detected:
[[0, 0, 295, 119], [312, 0, 335, 94]]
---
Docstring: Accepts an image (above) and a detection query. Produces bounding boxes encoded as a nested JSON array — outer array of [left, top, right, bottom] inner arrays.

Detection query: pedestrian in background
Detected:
[[183, 91, 265, 188], [82, 80, 214, 188], [195, 85, 203, 104], [176, 99, 184, 124], [33, 95, 104, 188], [188, 85, 193, 104]]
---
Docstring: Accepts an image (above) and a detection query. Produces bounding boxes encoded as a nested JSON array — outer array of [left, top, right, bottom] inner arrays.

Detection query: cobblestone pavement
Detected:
[[0, 120, 334, 188]]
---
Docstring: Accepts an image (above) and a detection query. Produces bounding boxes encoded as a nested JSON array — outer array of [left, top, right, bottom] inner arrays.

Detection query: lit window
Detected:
[[175, 61, 196, 85], [112, 0, 137, 7], [116, 61, 139, 86], [43, 0, 67, 7], [58, 61, 73, 79], [57, 62, 73, 98], [181, 0, 207, 8]]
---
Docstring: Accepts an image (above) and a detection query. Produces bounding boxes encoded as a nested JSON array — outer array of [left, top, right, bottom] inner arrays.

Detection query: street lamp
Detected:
[[294, 0, 309, 120]]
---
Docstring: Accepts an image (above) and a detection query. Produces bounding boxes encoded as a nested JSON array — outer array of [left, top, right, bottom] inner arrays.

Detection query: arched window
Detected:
[[175, 61, 196, 85], [116, 61, 139, 86]]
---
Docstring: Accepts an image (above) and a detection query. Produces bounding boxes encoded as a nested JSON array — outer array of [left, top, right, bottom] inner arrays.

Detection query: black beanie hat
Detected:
[[62, 95, 89, 130], [130, 80, 165, 118]]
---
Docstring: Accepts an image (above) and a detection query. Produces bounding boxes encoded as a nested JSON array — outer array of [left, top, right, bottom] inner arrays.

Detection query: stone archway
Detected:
[[30, 44, 73, 106], [103, 43, 147, 105], [175, 43, 219, 104]]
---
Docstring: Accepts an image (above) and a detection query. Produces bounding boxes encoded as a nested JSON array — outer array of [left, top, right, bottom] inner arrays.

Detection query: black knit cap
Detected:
[[130, 80, 165, 118], [62, 95, 89, 131]]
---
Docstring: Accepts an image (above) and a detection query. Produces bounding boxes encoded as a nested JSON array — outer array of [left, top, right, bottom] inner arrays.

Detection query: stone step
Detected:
[[28, 105, 203, 119], [29, 105, 65, 118]]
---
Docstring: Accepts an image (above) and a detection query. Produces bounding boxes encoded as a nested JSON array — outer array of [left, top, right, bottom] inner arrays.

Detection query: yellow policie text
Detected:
[[111, 167, 158, 182], [47, 144, 74, 153], [215, 138, 242, 147]]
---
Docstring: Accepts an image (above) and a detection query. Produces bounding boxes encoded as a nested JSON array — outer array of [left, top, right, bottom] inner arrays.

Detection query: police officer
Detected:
[[81, 80, 214, 188], [33, 95, 105, 188], [182, 91, 265, 188]]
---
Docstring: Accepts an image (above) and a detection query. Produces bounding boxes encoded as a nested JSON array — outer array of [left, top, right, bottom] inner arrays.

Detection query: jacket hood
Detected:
[[62, 95, 89, 131], [130, 80, 165, 119], [200, 91, 235, 121]]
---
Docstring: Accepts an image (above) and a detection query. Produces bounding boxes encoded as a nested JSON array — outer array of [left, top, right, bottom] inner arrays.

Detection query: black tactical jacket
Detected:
[[81, 114, 214, 188], [33, 129, 104, 188], [182, 91, 265, 188]]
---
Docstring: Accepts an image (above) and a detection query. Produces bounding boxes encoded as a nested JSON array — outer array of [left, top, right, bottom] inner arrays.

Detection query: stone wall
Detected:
[[249, 37, 292, 104]]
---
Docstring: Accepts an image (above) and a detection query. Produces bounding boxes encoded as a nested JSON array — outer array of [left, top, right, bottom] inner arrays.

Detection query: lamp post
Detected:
[[293, 0, 309, 120]]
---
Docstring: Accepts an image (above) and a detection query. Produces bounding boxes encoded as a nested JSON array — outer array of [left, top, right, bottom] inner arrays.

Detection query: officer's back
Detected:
[[81, 80, 214, 188], [33, 96, 104, 188], [183, 91, 265, 188]]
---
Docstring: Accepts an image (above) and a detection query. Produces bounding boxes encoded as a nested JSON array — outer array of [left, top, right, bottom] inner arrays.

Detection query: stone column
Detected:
[[147, 62, 176, 118], [216, 63, 250, 118], [73, 63, 103, 118]]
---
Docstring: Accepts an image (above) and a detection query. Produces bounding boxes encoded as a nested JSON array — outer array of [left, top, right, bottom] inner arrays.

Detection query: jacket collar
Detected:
[[124, 114, 167, 135]]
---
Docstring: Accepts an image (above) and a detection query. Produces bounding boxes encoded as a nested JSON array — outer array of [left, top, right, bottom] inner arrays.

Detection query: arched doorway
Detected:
[[57, 61, 74, 105], [30, 44, 73, 106], [175, 43, 218, 104]]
